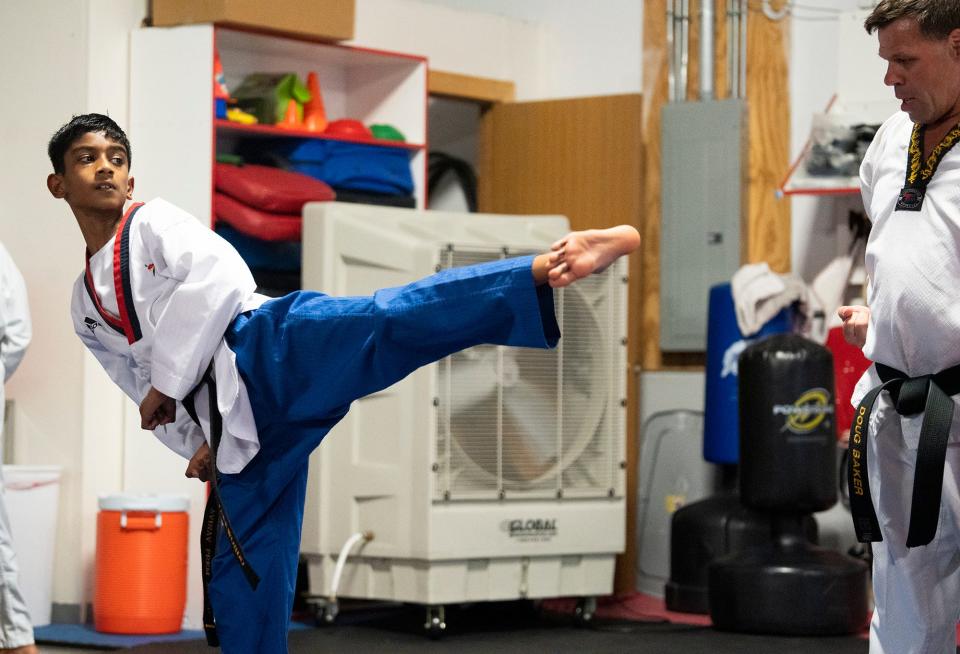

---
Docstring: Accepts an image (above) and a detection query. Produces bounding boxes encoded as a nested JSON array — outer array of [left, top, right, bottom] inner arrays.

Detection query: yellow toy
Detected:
[[226, 107, 257, 125]]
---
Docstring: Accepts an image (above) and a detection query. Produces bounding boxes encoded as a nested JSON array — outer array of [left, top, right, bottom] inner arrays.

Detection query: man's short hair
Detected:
[[48, 113, 131, 175], [865, 0, 960, 38]]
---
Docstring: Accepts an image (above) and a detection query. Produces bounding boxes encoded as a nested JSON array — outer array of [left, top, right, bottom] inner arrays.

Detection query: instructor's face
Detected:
[[878, 18, 960, 128]]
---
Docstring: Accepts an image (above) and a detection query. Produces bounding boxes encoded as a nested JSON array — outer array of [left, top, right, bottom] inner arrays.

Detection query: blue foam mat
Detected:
[[35, 624, 204, 648], [35, 621, 312, 648]]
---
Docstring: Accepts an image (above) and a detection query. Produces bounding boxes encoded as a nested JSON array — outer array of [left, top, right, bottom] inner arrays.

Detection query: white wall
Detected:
[[352, 0, 545, 98], [0, 0, 90, 611], [414, 0, 644, 99], [0, 0, 160, 618], [789, 4, 898, 282], [1, 0, 130, 614], [354, 0, 642, 101]]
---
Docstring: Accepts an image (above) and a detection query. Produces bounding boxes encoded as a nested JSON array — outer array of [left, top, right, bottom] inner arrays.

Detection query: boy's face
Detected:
[[47, 131, 134, 214]]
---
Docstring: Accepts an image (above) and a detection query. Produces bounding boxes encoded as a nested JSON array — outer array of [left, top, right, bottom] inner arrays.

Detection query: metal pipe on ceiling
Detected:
[[680, 0, 690, 100], [727, 0, 737, 99], [700, 0, 715, 101], [739, 0, 748, 98], [668, 0, 676, 101]]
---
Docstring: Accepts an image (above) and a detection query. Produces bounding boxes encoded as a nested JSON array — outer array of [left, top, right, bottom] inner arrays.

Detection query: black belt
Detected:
[[182, 366, 260, 647], [849, 361, 960, 547]]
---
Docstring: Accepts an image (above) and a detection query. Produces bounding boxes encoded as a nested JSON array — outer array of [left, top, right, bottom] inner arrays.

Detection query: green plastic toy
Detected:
[[369, 123, 406, 142], [232, 73, 312, 125]]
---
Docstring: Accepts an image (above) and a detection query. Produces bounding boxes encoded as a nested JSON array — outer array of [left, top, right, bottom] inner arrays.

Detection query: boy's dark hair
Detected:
[[48, 113, 131, 174], [865, 0, 960, 38]]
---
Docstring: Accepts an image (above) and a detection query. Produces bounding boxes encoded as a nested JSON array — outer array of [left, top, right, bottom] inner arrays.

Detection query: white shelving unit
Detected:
[[130, 24, 428, 224]]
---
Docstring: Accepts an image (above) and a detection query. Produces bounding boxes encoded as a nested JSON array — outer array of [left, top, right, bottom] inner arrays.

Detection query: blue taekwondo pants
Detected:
[[213, 255, 559, 653]]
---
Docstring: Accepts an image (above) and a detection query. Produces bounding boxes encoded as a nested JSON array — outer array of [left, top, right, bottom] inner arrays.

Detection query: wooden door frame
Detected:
[[428, 70, 516, 105]]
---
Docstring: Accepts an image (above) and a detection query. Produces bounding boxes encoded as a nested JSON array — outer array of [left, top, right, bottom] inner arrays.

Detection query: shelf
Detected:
[[780, 146, 862, 197], [131, 23, 428, 219], [780, 95, 867, 198], [216, 119, 424, 151], [215, 26, 427, 146], [779, 177, 860, 197]]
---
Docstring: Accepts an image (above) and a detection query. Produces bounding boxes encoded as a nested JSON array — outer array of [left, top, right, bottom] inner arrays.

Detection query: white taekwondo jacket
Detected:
[[70, 199, 268, 473], [0, 241, 30, 447]]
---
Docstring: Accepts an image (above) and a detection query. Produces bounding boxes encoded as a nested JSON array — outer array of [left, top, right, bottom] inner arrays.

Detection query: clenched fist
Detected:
[[185, 442, 212, 482], [837, 305, 870, 348]]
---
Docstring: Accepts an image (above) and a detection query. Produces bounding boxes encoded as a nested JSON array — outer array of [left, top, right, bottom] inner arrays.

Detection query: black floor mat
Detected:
[[124, 601, 869, 654]]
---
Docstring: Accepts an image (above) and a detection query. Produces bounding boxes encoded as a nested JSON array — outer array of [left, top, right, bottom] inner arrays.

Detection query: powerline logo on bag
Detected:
[[772, 388, 834, 434]]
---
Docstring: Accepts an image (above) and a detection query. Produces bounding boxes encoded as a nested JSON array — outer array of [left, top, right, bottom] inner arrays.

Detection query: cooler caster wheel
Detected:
[[312, 599, 339, 625], [574, 596, 596, 626], [424, 604, 446, 639]]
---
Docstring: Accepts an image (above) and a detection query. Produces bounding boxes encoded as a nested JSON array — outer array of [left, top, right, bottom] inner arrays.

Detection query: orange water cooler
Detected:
[[94, 494, 189, 634]]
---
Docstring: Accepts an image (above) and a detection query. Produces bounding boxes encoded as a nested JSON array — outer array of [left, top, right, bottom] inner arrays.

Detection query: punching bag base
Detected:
[[664, 494, 815, 615], [664, 579, 711, 615], [708, 543, 869, 636]]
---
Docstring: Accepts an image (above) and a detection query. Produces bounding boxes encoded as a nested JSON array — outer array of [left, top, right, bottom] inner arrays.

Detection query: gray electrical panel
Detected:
[[660, 99, 746, 351]]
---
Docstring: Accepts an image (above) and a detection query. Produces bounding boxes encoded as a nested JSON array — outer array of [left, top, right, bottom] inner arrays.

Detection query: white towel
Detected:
[[731, 263, 808, 336]]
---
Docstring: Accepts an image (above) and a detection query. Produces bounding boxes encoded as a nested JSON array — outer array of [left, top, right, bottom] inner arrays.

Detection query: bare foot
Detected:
[[2, 645, 38, 654], [545, 225, 640, 288]]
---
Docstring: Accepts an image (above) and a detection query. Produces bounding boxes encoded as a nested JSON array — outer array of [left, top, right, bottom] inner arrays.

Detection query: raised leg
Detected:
[[227, 255, 559, 422]]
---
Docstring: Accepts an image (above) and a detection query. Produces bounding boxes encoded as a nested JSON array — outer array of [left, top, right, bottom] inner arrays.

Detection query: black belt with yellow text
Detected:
[[182, 366, 260, 647], [849, 361, 960, 547]]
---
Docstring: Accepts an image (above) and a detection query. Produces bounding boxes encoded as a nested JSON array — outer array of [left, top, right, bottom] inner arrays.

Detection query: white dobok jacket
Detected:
[[70, 199, 268, 473], [0, 241, 31, 442]]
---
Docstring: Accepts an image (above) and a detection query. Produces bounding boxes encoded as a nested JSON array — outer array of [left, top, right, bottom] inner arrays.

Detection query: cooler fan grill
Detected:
[[434, 248, 623, 501]]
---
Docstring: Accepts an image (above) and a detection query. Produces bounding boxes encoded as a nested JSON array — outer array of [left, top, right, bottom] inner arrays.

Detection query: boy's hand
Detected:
[[185, 442, 212, 482], [140, 386, 176, 430], [838, 305, 870, 348]]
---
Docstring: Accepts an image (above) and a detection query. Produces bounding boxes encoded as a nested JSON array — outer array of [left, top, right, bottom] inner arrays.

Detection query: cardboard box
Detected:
[[151, 0, 354, 42]]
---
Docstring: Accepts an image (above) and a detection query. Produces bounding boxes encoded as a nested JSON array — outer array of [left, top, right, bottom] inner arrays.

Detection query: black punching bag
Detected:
[[738, 334, 837, 512], [708, 334, 869, 636]]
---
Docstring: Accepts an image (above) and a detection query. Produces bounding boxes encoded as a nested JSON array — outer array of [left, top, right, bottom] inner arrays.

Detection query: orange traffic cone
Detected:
[[276, 98, 300, 130], [303, 72, 328, 133]]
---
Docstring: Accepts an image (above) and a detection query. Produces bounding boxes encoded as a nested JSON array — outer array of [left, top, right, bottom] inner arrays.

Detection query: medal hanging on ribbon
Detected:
[[896, 187, 925, 211]]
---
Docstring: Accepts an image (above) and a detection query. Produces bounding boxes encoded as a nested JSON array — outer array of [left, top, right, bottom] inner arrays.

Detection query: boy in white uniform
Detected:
[[46, 113, 640, 653], [838, 2, 960, 652]]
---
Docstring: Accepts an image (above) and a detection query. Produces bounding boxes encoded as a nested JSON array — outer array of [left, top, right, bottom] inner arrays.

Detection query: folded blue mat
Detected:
[[215, 223, 302, 272], [35, 621, 312, 648], [35, 623, 204, 648]]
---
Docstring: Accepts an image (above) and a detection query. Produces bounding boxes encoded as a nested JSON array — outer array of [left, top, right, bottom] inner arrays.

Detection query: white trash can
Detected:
[[2, 465, 62, 626]]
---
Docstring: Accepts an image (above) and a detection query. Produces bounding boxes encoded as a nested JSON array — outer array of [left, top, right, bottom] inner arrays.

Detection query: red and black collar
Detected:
[[84, 202, 145, 344]]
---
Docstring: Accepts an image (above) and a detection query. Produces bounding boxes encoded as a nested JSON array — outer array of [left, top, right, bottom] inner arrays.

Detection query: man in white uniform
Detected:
[[0, 242, 35, 654], [838, 2, 960, 652]]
